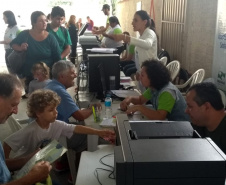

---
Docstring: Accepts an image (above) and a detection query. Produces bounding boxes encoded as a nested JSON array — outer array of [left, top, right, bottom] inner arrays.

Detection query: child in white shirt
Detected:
[[3, 89, 115, 158]]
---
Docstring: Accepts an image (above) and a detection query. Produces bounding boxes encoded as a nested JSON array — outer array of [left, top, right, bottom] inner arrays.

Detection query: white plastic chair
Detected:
[[0, 116, 22, 143], [176, 69, 205, 95], [159, 56, 167, 66], [166, 60, 180, 81]]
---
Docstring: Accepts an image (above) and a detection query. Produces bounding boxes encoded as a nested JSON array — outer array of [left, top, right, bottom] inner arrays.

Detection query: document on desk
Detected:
[[14, 140, 67, 180], [111, 90, 140, 98], [100, 118, 116, 127], [120, 76, 131, 82], [90, 48, 117, 53]]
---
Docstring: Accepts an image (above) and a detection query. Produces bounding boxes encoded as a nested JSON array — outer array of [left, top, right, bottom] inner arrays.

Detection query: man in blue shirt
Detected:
[[0, 73, 51, 185], [45, 60, 98, 123], [45, 60, 100, 151]]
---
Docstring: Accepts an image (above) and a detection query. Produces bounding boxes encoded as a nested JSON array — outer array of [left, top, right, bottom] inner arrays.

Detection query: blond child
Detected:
[[28, 62, 51, 94], [3, 89, 115, 158]]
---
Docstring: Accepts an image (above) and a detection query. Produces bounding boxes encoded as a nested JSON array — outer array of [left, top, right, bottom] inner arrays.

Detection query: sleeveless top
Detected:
[[151, 82, 190, 121]]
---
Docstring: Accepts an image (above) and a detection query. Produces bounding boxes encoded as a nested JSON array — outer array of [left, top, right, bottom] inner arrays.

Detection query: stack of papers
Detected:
[[100, 118, 116, 127], [90, 48, 117, 53], [120, 76, 131, 83], [111, 90, 141, 98], [120, 76, 131, 86]]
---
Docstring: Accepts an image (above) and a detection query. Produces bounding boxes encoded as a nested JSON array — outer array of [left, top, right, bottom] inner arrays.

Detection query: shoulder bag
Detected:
[[7, 30, 29, 74]]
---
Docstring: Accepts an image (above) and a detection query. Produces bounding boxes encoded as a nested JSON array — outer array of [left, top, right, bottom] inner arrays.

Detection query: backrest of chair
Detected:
[[159, 56, 167, 66], [190, 69, 205, 86], [0, 116, 22, 143], [166, 60, 180, 81]]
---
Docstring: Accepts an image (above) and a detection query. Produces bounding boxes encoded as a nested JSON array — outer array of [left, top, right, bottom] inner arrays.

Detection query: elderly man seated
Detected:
[[0, 73, 52, 185]]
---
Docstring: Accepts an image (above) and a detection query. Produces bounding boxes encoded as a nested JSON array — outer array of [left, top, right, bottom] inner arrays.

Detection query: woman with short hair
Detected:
[[120, 59, 189, 121]]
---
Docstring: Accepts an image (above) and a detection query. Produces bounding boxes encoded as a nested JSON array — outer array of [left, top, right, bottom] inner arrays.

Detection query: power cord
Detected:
[[94, 153, 115, 185]]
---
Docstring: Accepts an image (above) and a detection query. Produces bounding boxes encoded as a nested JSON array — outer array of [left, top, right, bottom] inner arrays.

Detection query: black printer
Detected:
[[114, 114, 226, 185]]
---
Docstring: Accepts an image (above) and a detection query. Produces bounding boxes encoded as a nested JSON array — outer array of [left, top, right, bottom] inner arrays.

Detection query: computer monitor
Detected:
[[87, 54, 120, 97]]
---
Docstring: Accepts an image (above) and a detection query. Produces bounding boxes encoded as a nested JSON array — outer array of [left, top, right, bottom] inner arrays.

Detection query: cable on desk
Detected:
[[94, 153, 115, 185]]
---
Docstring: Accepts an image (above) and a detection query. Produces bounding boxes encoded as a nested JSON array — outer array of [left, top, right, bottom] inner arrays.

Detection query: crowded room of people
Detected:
[[0, 0, 226, 185]]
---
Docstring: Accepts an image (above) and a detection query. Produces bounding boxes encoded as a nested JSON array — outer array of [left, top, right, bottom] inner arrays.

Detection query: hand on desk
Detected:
[[98, 129, 116, 144], [120, 97, 131, 111], [126, 105, 141, 115]]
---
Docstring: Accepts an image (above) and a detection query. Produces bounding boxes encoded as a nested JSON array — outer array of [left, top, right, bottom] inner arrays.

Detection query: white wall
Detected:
[[182, 0, 218, 77]]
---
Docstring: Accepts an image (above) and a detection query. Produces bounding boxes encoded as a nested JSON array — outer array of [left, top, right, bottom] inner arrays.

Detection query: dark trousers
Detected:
[[116, 46, 124, 56], [66, 121, 87, 152], [70, 44, 77, 64], [119, 60, 135, 71], [5, 49, 13, 73], [123, 63, 137, 76]]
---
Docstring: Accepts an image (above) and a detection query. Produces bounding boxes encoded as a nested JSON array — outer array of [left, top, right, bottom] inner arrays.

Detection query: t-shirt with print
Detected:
[[4, 120, 75, 157]]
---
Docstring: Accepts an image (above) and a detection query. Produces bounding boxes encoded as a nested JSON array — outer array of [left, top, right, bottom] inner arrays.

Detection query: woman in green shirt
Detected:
[[120, 59, 189, 121], [11, 11, 61, 92]]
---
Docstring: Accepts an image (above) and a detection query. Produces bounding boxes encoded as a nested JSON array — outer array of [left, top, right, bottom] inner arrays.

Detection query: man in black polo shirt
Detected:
[[185, 82, 226, 154]]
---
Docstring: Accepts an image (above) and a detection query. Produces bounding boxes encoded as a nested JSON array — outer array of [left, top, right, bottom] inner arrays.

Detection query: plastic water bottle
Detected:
[[109, 76, 116, 90], [105, 94, 112, 119]]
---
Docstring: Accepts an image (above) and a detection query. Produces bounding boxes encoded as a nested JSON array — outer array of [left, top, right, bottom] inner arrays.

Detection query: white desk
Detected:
[[75, 145, 116, 185], [84, 102, 124, 151]]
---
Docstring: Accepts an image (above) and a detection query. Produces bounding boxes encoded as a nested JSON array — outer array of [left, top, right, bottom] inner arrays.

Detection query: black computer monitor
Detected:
[[78, 23, 89, 36], [88, 54, 120, 97]]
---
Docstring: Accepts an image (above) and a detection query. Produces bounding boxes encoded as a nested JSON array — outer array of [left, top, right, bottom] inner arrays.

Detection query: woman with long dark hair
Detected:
[[112, 10, 158, 91], [0, 11, 20, 73], [113, 10, 157, 68]]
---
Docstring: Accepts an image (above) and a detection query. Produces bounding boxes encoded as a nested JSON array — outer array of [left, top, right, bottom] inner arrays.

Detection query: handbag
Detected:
[[7, 50, 27, 74], [7, 30, 29, 74]]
